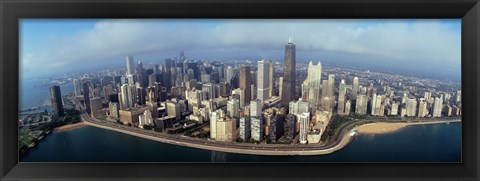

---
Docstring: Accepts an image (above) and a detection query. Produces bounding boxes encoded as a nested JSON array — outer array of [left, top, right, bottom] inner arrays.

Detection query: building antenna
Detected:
[[288, 26, 293, 43]]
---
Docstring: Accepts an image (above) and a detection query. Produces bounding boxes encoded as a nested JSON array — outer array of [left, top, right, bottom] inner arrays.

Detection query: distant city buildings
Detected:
[[57, 39, 460, 148]]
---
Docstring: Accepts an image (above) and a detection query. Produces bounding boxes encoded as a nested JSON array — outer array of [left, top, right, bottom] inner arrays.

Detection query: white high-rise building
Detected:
[[418, 98, 428, 117], [374, 94, 383, 116], [371, 93, 377, 116], [227, 98, 240, 118], [226, 66, 234, 84], [356, 94, 368, 115], [352, 77, 359, 100], [120, 84, 134, 109], [250, 99, 262, 117], [306, 61, 322, 104], [126, 55, 135, 75], [406, 98, 417, 117], [289, 99, 308, 116], [344, 100, 351, 115], [210, 111, 218, 139], [299, 112, 310, 144], [73, 79, 82, 97], [391, 102, 399, 116], [251, 117, 263, 142], [257, 60, 270, 102], [138, 109, 153, 127], [432, 97, 443, 117]]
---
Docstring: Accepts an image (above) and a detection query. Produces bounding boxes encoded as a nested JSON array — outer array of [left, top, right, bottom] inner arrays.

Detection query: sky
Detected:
[[20, 19, 461, 81]]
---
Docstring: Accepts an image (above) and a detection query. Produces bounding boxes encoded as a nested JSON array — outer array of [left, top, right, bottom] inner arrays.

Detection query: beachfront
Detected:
[[53, 122, 86, 132], [356, 120, 461, 134]]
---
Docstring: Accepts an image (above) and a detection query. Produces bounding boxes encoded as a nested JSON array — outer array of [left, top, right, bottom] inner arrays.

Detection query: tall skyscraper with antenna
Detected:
[[281, 38, 296, 107]]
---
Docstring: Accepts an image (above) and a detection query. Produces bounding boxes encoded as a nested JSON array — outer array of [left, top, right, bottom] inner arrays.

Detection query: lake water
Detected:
[[20, 122, 461, 162]]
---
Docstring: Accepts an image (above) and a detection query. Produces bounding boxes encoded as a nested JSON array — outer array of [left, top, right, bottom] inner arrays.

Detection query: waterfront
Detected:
[[20, 122, 461, 162]]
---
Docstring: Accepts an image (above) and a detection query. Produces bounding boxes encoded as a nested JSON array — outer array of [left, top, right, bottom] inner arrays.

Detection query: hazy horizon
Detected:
[[20, 19, 461, 81]]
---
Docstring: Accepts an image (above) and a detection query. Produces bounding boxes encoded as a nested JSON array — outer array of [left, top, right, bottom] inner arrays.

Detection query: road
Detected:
[[67, 96, 459, 156]]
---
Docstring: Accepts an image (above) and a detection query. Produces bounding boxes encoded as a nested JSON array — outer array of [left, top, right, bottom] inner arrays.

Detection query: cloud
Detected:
[[20, 19, 461, 79]]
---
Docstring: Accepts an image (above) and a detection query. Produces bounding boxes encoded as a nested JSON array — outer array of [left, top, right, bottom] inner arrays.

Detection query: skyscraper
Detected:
[[281, 38, 296, 107], [355, 94, 368, 115], [226, 66, 235, 85], [239, 117, 251, 141], [417, 98, 428, 117], [250, 99, 262, 117], [337, 80, 347, 114], [268, 60, 274, 98], [50, 85, 64, 117], [210, 111, 218, 139], [82, 82, 91, 114], [432, 97, 443, 117], [306, 61, 322, 104], [120, 84, 136, 109], [251, 117, 263, 142], [227, 98, 240, 119], [299, 112, 310, 144], [126, 55, 135, 75], [352, 77, 359, 100], [406, 98, 417, 117], [257, 60, 270, 102], [327, 74, 335, 98], [240, 65, 251, 106], [73, 79, 82, 97]]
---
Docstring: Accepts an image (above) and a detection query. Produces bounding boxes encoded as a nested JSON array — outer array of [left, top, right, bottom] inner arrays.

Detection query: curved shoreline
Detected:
[[356, 120, 461, 135], [53, 122, 86, 132], [83, 120, 357, 156], [81, 115, 461, 156]]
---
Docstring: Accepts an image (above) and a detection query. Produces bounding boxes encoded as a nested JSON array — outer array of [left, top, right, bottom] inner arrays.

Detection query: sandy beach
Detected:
[[356, 120, 461, 134], [53, 122, 86, 132]]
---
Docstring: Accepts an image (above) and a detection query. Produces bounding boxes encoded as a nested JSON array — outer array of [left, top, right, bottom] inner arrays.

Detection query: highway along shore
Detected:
[[81, 113, 460, 156]]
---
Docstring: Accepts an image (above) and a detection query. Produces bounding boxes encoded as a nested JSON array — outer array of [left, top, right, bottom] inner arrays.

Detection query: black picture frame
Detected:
[[1, 0, 479, 180]]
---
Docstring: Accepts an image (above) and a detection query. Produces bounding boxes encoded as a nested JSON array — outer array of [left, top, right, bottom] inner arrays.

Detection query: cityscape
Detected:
[[18, 20, 462, 162]]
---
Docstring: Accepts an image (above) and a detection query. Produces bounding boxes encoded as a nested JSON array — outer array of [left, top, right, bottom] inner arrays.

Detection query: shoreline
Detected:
[[82, 120, 356, 156], [53, 122, 86, 132], [80, 117, 460, 156], [356, 119, 461, 134]]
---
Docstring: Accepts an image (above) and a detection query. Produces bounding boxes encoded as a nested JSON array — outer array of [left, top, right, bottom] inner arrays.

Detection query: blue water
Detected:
[[20, 78, 74, 111], [20, 122, 461, 162]]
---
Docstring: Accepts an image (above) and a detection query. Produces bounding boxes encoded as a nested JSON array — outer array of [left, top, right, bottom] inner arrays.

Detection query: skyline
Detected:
[[20, 19, 461, 80]]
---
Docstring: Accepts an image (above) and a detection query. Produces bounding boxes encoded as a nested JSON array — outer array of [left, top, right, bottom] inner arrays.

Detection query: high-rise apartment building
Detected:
[[355, 94, 368, 115], [299, 112, 310, 144], [250, 99, 262, 117], [239, 117, 251, 141], [227, 98, 240, 119], [50, 85, 64, 117], [433, 97, 443, 117], [251, 117, 263, 142], [406, 98, 417, 117]]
